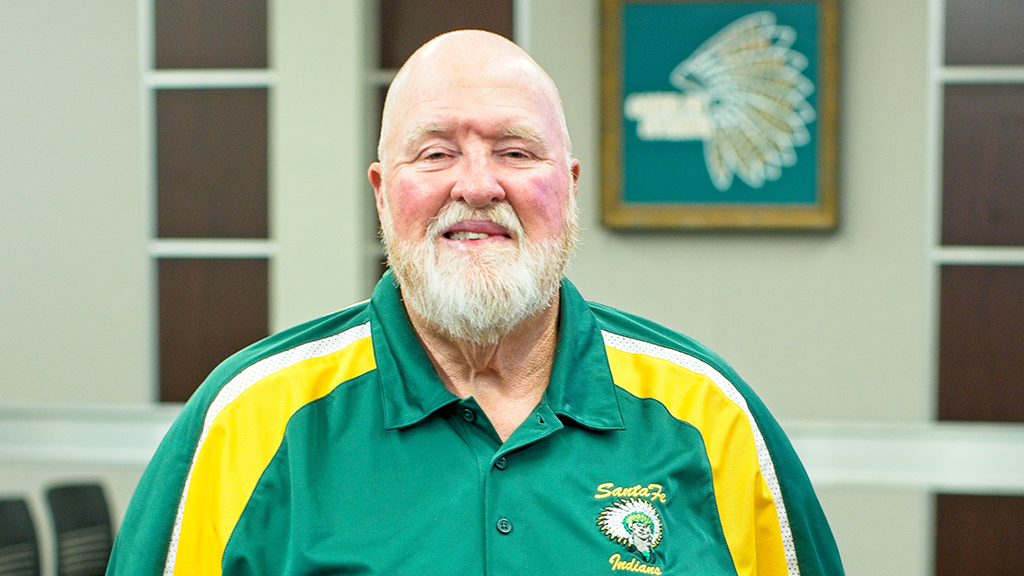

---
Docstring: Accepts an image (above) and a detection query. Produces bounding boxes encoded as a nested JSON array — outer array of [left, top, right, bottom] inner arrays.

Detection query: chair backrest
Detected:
[[45, 484, 113, 576], [0, 497, 42, 576]]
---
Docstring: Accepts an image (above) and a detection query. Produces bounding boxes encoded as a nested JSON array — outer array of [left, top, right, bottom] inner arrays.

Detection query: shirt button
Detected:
[[461, 408, 475, 422], [494, 456, 508, 470], [496, 517, 513, 534]]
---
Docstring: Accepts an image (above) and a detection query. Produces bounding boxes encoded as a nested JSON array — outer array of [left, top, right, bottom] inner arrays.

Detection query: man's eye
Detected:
[[503, 150, 531, 159], [423, 151, 448, 161]]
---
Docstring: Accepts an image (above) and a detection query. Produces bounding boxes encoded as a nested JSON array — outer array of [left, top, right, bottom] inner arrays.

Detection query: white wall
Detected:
[[270, 1, 369, 331], [0, 0, 150, 405], [2, 1, 937, 574]]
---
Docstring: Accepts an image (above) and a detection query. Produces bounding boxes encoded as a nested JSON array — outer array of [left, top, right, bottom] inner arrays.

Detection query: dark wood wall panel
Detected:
[[937, 3, 1024, 575], [945, 0, 1024, 65], [157, 89, 268, 239], [379, 0, 514, 68], [939, 265, 1024, 422], [156, 0, 267, 69], [936, 494, 1024, 576], [159, 258, 268, 402], [942, 84, 1024, 246]]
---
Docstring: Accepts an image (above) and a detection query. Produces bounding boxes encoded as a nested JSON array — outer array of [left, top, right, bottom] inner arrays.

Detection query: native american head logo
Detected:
[[597, 498, 664, 563], [624, 11, 816, 191]]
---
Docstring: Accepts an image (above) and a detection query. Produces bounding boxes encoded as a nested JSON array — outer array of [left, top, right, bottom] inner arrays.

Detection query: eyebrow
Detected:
[[501, 126, 545, 147], [400, 123, 550, 153], [401, 123, 447, 153]]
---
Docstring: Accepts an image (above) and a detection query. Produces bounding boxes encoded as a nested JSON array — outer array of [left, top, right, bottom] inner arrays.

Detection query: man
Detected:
[[107, 30, 843, 576]]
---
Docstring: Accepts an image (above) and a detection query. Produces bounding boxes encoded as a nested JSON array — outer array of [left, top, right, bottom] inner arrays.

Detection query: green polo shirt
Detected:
[[108, 273, 843, 576]]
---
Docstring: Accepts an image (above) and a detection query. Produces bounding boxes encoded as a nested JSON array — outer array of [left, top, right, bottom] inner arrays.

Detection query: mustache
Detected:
[[426, 202, 525, 241]]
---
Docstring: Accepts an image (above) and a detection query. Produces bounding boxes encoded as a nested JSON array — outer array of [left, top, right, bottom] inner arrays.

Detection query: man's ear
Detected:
[[570, 158, 581, 196], [368, 162, 385, 215]]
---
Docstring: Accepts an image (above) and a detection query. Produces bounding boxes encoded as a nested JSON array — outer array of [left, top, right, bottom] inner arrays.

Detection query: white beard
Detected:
[[380, 194, 578, 346]]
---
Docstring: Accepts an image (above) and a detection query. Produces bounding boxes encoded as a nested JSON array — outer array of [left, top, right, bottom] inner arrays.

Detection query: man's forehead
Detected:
[[401, 121, 548, 148]]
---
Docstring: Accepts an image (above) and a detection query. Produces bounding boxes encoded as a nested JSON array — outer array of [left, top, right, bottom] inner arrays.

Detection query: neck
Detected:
[[406, 293, 561, 442]]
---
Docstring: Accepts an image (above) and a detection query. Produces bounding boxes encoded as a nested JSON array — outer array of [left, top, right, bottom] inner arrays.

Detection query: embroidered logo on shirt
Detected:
[[598, 499, 663, 563], [594, 482, 667, 503], [594, 485, 666, 576], [594, 483, 667, 572]]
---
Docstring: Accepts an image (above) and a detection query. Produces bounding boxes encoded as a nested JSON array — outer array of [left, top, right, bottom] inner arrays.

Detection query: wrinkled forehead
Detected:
[[403, 80, 558, 135]]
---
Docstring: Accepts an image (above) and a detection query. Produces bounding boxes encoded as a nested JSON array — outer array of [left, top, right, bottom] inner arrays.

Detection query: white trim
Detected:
[[139, 0, 160, 397], [145, 69, 277, 89], [940, 66, 1024, 84], [0, 405, 179, 465], [601, 331, 800, 576], [931, 246, 1024, 266], [148, 239, 277, 258], [923, 0, 945, 420], [513, 0, 532, 51], [786, 422, 1024, 495]]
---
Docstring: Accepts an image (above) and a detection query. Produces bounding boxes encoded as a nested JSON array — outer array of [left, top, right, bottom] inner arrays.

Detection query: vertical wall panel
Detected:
[[156, 0, 267, 69], [944, 0, 1024, 66], [157, 89, 268, 239], [936, 494, 1024, 576], [938, 1, 1024, 572], [378, 0, 514, 68], [938, 265, 1024, 422], [159, 259, 268, 402], [941, 84, 1024, 246]]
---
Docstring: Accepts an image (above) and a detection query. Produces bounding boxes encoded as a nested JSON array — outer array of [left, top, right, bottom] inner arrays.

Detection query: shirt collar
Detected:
[[543, 278, 625, 430], [370, 271, 624, 431]]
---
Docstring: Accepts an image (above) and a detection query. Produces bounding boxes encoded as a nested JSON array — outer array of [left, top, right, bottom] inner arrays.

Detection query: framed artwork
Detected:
[[600, 0, 840, 230]]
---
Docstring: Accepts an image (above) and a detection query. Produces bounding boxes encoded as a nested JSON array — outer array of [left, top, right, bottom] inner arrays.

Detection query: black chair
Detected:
[[45, 484, 113, 576], [0, 497, 41, 576]]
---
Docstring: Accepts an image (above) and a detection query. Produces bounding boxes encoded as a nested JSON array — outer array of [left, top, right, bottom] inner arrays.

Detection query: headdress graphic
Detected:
[[624, 11, 816, 191], [597, 499, 663, 562]]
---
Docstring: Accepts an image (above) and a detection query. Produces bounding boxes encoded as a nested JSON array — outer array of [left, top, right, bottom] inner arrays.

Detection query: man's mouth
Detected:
[[446, 231, 493, 240], [441, 220, 514, 242]]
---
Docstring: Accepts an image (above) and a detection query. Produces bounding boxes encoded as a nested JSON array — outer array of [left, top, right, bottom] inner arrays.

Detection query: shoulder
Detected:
[[586, 300, 743, 387], [584, 299, 780, 440], [186, 300, 375, 411]]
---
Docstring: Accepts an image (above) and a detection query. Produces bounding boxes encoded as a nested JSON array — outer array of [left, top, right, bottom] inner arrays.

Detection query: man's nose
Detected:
[[451, 153, 506, 208]]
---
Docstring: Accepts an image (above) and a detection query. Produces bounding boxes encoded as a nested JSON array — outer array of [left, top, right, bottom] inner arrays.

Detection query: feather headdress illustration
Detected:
[[624, 11, 816, 191], [597, 499, 663, 562]]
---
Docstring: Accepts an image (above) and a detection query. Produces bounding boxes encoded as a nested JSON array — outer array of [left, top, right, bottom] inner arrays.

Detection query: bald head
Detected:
[[376, 30, 571, 170]]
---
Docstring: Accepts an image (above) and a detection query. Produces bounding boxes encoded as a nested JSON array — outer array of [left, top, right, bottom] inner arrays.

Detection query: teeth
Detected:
[[449, 231, 490, 240]]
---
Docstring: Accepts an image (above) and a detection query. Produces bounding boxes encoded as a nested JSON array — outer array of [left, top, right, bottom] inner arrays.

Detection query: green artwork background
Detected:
[[621, 2, 820, 204]]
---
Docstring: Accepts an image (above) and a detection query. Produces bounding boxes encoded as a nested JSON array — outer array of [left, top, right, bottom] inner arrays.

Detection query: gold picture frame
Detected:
[[600, 0, 840, 230]]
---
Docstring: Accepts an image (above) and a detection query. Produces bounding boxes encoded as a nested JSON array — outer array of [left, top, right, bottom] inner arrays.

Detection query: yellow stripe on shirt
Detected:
[[168, 325, 376, 576], [603, 333, 793, 576]]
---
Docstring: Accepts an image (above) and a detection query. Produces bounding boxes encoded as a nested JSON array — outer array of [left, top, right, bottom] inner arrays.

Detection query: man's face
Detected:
[[372, 59, 579, 262], [629, 521, 652, 542], [368, 36, 580, 344]]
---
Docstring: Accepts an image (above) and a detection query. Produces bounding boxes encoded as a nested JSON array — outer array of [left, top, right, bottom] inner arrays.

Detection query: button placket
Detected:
[[481, 404, 564, 572]]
